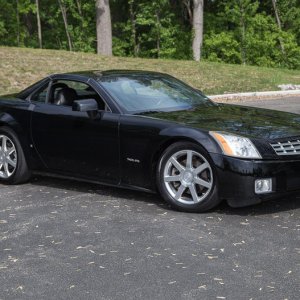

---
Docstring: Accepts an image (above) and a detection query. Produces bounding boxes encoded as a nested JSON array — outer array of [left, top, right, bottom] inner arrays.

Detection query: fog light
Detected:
[[255, 178, 272, 194]]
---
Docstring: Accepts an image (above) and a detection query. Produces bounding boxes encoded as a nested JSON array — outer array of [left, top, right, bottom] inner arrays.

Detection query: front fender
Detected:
[[159, 126, 222, 154]]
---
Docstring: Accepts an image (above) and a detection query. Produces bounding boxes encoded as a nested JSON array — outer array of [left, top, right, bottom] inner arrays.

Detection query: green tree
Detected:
[[112, 0, 191, 59], [0, 0, 299, 69], [202, 0, 300, 69]]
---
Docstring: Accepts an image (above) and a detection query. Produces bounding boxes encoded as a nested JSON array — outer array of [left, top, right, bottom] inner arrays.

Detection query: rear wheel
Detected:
[[157, 142, 220, 212], [0, 127, 31, 184]]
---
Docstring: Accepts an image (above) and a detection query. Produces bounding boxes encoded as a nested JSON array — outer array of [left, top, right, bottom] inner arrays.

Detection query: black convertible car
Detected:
[[0, 70, 299, 212]]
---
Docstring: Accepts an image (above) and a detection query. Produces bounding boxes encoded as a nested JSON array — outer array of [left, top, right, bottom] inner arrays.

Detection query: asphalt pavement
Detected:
[[0, 97, 299, 300], [231, 96, 300, 114]]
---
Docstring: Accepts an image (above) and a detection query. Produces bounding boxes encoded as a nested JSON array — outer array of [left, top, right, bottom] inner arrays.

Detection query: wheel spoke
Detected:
[[8, 148, 15, 155], [194, 177, 212, 189], [6, 157, 16, 168], [2, 136, 7, 152], [186, 150, 193, 169], [175, 185, 186, 200], [164, 175, 181, 182], [4, 163, 10, 177], [163, 148, 214, 207], [194, 162, 209, 175], [189, 184, 199, 203], [0, 135, 17, 179], [170, 157, 185, 173]]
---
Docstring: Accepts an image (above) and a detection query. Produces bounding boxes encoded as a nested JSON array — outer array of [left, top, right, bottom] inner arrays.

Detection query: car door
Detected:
[[30, 78, 120, 184]]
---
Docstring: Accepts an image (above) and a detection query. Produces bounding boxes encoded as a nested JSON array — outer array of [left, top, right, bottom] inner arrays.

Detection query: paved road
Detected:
[[232, 96, 300, 114], [0, 97, 299, 300]]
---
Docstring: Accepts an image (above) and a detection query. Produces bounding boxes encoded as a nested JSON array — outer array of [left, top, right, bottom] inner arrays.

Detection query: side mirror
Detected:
[[72, 99, 98, 112]]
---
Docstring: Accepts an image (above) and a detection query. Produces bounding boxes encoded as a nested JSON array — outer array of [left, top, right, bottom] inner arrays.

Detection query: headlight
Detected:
[[210, 131, 261, 159]]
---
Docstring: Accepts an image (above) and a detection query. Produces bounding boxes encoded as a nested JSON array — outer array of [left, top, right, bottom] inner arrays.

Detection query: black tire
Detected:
[[0, 126, 31, 184], [156, 142, 221, 213]]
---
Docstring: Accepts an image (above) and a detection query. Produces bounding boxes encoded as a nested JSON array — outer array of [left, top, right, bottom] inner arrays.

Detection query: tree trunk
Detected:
[[16, 0, 20, 46], [76, 0, 82, 17], [183, 0, 193, 26], [75, 0, 84, 34], [129, 0, 138, 57], [239, 3, 246, 65], [96, 0, 112, 56], [58, 0, 73, 51], [240, 18, 246, 65], [36, 0, 42, 48], [156, 10, 161, 58], [192, 0, 204, 61], [272, 0, 282, 30], [271, 0, 285, 56]]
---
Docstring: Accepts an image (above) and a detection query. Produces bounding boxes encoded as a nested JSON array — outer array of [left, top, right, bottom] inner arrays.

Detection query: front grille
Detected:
[[271, 139, 300, 156]]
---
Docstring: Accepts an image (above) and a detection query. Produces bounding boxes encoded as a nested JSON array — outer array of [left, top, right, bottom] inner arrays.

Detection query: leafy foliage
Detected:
[[0, 0, 299, 69]]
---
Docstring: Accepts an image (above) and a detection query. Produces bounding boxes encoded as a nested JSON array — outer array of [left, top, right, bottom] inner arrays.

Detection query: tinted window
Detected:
[[18, 78, 50, 100], [49, 80, 109, 111], [30, 83, 49, 103]]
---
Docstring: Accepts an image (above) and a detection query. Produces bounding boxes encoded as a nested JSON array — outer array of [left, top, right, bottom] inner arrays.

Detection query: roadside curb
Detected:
[[209, 90, 300, 102]]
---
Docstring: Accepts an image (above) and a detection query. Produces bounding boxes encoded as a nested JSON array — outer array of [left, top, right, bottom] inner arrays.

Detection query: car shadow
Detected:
[[215, 196, 300, 216], [29, 176, 300, 216], [30, 175, 167, 207]]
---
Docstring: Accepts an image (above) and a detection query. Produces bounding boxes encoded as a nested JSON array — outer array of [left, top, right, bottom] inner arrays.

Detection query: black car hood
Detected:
[[143, 103, 300, 140]]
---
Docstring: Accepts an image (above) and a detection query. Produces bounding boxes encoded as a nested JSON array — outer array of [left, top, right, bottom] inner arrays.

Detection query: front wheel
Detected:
[[157, 142, 220, 213], [0, 127, 31, 184]]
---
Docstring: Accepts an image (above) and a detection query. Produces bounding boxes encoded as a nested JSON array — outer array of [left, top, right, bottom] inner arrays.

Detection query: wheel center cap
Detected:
[[182, 171, 194, 185]]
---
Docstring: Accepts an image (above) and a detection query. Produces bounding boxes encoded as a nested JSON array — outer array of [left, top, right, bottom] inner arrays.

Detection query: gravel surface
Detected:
[[0, 98, 299, 300]]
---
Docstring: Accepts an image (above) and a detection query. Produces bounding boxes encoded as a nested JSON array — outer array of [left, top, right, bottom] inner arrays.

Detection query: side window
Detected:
[[49, 80, 110, 111], [30, 83, 49, 103]]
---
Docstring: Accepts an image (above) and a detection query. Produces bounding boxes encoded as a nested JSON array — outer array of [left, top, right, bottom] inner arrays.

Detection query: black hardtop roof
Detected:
[[51, 70, 169, 80]]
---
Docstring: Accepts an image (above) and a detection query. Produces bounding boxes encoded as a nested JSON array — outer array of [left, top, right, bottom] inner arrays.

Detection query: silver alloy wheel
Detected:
[[0, 135, 17, 179], [163, 150, 213, 205]]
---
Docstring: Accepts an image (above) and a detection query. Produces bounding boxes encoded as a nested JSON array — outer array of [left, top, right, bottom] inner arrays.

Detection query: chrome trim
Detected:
[[270, 139, 300, 156], [163, 150, 213, 205], [0, 135, 17, 179]]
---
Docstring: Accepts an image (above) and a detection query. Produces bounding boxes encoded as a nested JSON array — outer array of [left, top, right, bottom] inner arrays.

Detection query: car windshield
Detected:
[[98, 74, 214, 113]]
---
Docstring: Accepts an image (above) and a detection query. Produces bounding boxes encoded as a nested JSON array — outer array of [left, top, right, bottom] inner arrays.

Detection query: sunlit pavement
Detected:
[[232, 96, 300, 114], [0, 97, 299, 300]]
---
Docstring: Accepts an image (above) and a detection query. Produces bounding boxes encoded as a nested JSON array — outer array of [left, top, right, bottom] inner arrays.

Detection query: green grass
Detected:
[[1, 46, 300, 95]]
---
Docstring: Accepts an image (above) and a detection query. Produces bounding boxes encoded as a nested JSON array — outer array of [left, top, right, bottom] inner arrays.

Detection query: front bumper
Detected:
[[210, 153, 300, 207]]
